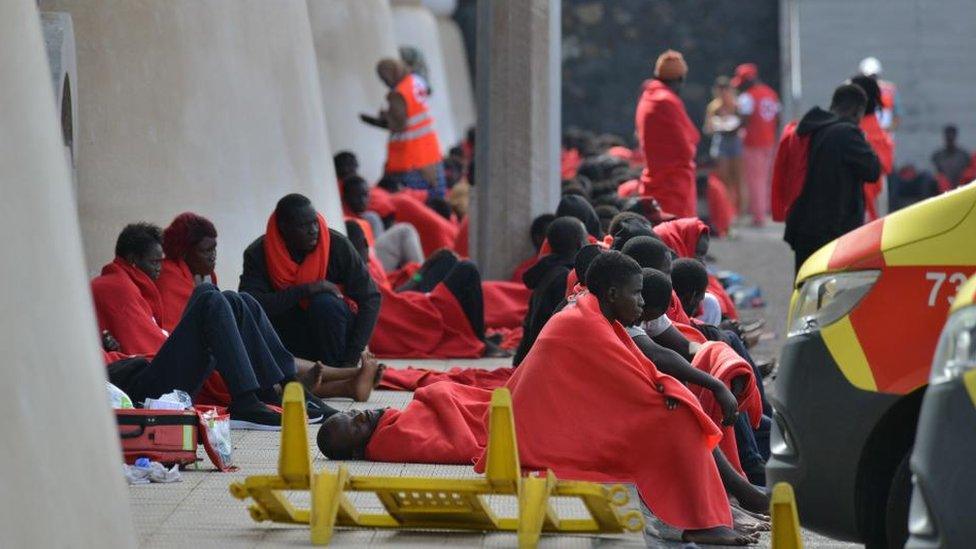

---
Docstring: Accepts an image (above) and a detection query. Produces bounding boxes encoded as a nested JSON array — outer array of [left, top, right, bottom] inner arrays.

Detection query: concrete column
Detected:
[[472, 0, 561, 279], [307, 0, 399, 183], [390, 0, 459, 148], [39, 0, 343, 284], [40, 11, 78, 168], [436, 15, 476, 137], [0, 1, 135, 546]]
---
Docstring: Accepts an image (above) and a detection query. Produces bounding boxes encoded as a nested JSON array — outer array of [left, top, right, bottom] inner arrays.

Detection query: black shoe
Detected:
[[229, 402, 282, 431]]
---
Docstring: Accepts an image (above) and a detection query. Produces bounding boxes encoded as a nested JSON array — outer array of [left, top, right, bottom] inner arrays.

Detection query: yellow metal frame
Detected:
[[230, 383, 644, 547]]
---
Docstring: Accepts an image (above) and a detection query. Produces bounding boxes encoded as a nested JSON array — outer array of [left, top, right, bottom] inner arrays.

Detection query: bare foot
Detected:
[[731, 485, 771, 516], [373, 363, 387, 388], [731, 505, 771, 534], [312, 355, 381, 402], [296, 360, 325, 391], [682, 525, 758, 545]]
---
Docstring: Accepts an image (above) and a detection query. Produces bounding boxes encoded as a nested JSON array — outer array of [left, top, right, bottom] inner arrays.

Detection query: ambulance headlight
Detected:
[[787, 271, 880, 337], [929, 306, 976, 385]]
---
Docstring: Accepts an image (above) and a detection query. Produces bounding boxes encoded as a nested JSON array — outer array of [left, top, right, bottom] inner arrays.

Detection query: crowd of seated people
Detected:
[[93, 89, 775, 543]]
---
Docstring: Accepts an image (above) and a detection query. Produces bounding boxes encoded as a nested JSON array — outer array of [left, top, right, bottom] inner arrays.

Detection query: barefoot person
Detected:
[[92, 223, 334, 429], [318, 251, 758, 545], [156, 212, 380, 404], [240, 194, 381, 369]]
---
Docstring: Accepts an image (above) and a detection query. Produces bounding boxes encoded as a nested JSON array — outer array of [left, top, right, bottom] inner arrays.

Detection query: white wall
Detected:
[[783, 0, 976, 169], [391, 1, 459, 149], [40, 0, 344, 285], [0, 1, 136, 546], [437, 15, 476, 139], [307, 0, 399, 184]]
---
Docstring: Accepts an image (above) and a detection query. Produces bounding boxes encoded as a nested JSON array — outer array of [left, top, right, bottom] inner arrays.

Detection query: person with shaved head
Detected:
[[361, 58, 446, 198]]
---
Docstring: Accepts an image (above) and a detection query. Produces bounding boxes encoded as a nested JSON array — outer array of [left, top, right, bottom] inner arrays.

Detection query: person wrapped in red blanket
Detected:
[[317, 252, 760, 545], [91, 223, 332, 429], [344, 221, 507, 359], [653, 218, 738, 321], [157, 213, 381, 405]]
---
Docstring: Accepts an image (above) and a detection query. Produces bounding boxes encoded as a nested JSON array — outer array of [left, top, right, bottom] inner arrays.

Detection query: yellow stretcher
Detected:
[[229, 382, 644, 547]]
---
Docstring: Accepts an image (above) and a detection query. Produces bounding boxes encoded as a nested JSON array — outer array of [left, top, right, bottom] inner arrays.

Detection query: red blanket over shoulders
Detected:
[[366, 381, 492, 464], [636, 79, 701, 218], [655, 219, 738, 319], [389, 193, 458, 256], [706, 173, 736, 237], [860, 113, 894, 221], [90, 258, 168, 357], [690, 341, 763, 475], [476, 293, 731, 530]]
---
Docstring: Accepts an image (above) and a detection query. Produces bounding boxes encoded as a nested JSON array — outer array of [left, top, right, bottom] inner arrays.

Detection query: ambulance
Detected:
[[767, 183, 976, 547], [906, 274, 976, 548]]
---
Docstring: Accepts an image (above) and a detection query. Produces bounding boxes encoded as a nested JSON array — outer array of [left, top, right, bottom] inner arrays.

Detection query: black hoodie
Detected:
[[512, 253, 576, 366], [784, 107, 881, 248]]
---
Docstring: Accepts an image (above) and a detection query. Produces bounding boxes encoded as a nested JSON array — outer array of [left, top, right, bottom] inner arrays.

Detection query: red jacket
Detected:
[[739, 82, 780, 147], [770, 120, 809, 222]]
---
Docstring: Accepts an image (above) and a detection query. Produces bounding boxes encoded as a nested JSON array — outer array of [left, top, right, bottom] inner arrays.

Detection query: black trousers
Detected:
[[396, 252, 485, 339], [108, 285, 309, 406], [269, 292, 354, 366], [791, 235, 833, 276]]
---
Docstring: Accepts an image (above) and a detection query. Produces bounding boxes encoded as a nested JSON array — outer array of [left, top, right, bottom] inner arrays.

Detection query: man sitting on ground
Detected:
[[240, 194, 381, 368], [512, 217, 587, 366], [342, 175, 425, 272], [156, 212, 381, 403], [93, 223, 333, 429]]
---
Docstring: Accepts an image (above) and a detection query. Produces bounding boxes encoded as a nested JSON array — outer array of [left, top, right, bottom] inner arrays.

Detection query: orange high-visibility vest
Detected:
[[385, 74, 442, 173]]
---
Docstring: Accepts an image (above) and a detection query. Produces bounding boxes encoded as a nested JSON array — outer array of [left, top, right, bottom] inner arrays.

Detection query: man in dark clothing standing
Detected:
[[512, 217, 587, 366], [785, 84, 881, 273], [240, 194, 381, 368]]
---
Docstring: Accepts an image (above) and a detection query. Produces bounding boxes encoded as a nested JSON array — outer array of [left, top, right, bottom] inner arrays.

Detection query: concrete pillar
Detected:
[[472, 0, 561, 279], [436, 15, 476, 137], [40, 11, 78, 169], [39, 0, 343, 284], [307, 0, 399, 183], [390, 0, 459, 149], [0, 1, 136, 546]]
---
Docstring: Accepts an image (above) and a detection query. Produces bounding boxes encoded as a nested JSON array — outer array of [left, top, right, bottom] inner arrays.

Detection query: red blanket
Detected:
[[90, 258, 167, 357], [655, 219, 738, 319], [155, 259, 230, 405], [366, 381, 492, 464], [706, 173, 736, 237], [482, 280, 531, 329], [636, 79, 701, 218], [367, 256, 485, 358], [378, 367, 514, 391], [691, 341, 763, 475], [389, 192, 458, 256], [476, 293, 731, 530]]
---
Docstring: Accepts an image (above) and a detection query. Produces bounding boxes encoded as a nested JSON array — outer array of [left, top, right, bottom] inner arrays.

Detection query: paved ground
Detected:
[[128, 223, 861, 548]]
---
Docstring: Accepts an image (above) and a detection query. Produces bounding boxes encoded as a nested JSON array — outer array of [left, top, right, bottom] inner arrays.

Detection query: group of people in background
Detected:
[[94, 48, 974, 546]]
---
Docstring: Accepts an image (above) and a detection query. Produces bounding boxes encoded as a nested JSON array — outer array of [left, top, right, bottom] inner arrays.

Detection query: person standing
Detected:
[[635, 50, 700, 219], [784, 84, 881, 273], [859, 57, 901, 133], [733, 63, 780, 227], [703, 76, 743, 212], [361, 59, 446, 198], [931, 125, 971, 190]]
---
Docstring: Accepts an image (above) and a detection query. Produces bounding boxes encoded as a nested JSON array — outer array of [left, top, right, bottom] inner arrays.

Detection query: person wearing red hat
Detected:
[[733, 63, 780, 227], [634, 50, 701, 219]]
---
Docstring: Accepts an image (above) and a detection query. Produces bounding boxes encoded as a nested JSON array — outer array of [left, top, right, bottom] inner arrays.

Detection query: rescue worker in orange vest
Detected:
[[361, 58, 446, 198], [635, 50, 701, 219], [733, 63, 781, 227]]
